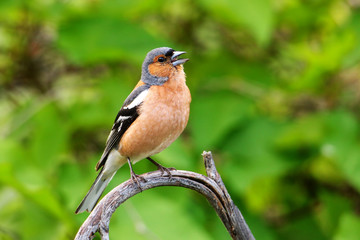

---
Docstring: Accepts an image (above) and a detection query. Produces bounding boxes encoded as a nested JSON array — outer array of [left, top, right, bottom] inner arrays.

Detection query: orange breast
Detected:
[[119, 69, 191, 162]]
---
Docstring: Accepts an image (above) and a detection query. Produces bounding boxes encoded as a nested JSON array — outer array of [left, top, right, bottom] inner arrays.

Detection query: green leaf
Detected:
[[122, 190, 213, 240], [156, 138, 197, 170], [276, 114, 325, 149], [189, 91, 253, 152], [57, 15, 169, 64], [197, 0, 274, 45], [20, 201, 60, 240], [278, 215, 327, 240], [223, 118, 292, 193], [342, 12, 360, 68], [244, 177, 280, 213], [316, 191, 351, 237], [323, 110, 360, 191], [30, 103, 68, 170], [245, 214, 277, 240], [334, 213, 360, 240], [0, 0, 22, 21], [290, 30, 355, 91]]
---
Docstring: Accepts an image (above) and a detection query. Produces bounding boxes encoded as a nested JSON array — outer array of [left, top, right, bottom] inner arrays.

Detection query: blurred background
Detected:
[[1, 0, 360, 239]]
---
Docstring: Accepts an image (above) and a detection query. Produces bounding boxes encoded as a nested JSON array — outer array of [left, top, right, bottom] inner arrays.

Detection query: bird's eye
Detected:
[[158, 57, 166, 62]]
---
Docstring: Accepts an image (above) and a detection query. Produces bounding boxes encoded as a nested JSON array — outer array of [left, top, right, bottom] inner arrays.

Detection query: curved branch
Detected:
[[75, 151, 255, 240]]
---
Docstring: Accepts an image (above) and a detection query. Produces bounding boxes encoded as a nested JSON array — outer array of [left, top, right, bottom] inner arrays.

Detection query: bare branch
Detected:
[[75, 151, 255, 240]]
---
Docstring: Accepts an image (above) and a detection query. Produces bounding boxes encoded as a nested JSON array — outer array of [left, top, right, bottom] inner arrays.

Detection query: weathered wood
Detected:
[[75, 151, 255, 240]]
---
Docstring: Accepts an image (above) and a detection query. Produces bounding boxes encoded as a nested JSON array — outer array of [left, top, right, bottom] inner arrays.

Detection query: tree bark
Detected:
[[75, 151, 255, 240]]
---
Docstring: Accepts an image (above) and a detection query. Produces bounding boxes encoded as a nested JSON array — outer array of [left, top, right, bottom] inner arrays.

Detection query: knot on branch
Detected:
[[75, 151, 255, 240]]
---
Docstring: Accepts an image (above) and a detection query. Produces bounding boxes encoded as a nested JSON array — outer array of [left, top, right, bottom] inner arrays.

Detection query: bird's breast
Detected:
[[119, 71, 191, 162]]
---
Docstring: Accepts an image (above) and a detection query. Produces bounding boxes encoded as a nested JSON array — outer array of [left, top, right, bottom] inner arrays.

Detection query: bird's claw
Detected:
[[147, 157, 175, 180], [130, 173, 147, 191], [157, 165, 175, 179]]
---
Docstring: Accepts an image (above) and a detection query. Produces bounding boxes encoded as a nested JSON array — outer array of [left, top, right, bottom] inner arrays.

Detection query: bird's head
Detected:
[[141, 47, 189, 85]]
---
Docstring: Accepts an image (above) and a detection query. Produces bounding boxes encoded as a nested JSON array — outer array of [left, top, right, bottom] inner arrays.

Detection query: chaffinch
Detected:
[[75, 47, 191, 214]]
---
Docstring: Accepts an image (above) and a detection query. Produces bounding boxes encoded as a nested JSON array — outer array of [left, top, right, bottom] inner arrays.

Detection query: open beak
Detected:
[[171, 51, 189, 66]]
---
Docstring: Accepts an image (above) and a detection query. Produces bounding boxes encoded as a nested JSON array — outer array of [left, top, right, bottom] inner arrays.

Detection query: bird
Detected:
[[75, 47, 191, 214]]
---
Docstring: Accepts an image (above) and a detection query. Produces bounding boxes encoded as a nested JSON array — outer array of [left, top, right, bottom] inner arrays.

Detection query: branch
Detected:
[[75, 151, 255, 240]]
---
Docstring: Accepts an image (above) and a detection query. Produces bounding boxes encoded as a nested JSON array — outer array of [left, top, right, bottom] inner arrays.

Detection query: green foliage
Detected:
[[1, 0, 360, 239], [197, 0, 274, 45], [58, 15, 169, 64]]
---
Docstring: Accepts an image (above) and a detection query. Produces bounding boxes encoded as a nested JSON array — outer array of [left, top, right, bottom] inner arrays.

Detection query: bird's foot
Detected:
[[130, 172, 147, 190], [147, 157, 175, 179], [127, 157, 147, 191]]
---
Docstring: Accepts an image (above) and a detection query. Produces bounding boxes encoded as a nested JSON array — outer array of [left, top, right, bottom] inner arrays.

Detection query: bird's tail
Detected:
[[75, 168, 116, 214]]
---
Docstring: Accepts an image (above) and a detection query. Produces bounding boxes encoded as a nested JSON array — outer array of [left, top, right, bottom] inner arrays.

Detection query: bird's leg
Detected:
[[127, 157, 146, 190], [147, 157, 175, 179]]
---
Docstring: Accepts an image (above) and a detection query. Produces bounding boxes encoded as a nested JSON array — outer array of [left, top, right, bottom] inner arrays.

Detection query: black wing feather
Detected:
[[95, 84, 150, 170]]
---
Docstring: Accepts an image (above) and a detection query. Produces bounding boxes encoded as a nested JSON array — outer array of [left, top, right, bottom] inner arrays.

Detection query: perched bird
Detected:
[[75, 47, 191, 214]]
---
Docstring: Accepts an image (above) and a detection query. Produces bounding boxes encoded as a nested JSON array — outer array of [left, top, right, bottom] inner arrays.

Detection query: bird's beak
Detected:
[[171, 51, 189, 66]]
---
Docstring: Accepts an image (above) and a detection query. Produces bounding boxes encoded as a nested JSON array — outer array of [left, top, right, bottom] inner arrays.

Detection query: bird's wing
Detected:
[[95, 84, 150, 171]]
